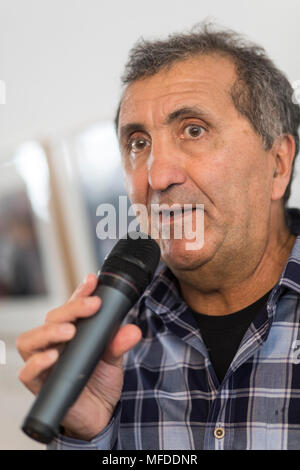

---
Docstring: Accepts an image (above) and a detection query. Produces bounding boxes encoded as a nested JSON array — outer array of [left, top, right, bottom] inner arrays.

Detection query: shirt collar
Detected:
[[143, 264, 185, 316], [276, 207, 300, 295]]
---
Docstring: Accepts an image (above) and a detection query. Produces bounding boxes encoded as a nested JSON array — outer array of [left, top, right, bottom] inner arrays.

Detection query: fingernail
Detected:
[[84, 296, 100, 305], [59, 323, 75, 335], [77, 275, 91, 290], [48, 350, 59, 360], [82, 273, 96, 286]]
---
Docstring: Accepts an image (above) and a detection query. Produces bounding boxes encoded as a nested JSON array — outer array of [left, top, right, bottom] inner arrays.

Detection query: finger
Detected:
[[68, 273, 98, 302], [18, 349, 59, 395], [45, 296, 101, 324], [102, 324, 142, 367], [16, 322, 76, 361]]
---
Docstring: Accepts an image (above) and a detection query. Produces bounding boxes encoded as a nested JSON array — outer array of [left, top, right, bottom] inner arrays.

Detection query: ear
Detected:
[[271, 134, 296, 201]]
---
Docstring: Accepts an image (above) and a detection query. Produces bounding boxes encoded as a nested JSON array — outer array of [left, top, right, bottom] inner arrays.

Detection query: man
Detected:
[[17, 23, 300, 450]]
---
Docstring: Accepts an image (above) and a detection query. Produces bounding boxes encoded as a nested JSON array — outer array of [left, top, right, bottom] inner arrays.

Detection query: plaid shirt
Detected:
[[48, 208, 300, 450]]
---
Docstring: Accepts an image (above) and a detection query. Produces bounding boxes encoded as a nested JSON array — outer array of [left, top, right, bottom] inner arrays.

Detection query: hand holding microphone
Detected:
[[17, 232, 160, 443]]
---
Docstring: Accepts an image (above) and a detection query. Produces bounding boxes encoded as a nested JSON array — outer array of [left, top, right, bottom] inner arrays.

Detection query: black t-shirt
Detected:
[[190, 288, 273, 383]]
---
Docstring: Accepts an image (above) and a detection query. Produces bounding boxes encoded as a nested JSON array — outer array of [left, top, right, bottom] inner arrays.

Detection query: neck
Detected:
[[176, 207, 296, 316]]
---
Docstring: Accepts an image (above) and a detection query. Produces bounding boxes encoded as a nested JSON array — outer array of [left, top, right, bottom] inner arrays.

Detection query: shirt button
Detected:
[[214, 427, 225, 439]]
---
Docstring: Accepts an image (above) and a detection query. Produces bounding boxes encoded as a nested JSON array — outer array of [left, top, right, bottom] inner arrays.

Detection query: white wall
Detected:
[[0, 0, 299, 202]]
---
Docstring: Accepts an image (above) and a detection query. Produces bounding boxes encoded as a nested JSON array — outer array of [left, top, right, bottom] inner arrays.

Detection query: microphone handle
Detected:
[[22, 283, 132, 444]]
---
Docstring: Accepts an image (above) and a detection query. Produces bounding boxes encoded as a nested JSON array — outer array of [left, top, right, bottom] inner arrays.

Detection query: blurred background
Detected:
[[0, 0, 300, 450]]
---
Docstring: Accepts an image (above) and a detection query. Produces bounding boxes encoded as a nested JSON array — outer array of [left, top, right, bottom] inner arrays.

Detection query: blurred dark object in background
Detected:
[[0, 191, 47, 297]]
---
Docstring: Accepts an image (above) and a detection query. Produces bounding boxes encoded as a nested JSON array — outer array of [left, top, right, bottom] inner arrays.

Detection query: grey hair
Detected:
[[115, 21, 300, 209]]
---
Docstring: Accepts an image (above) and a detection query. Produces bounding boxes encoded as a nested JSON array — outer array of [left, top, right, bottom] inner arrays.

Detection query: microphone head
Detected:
[[100, 232, 161, 298]]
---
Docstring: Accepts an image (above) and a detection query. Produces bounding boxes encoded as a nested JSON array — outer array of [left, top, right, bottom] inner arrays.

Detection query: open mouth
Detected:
[[151, 205, 202, 226], [161, 207, 194, 223]]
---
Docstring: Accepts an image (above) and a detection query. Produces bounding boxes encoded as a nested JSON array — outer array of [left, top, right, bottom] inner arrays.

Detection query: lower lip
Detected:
[[159, 208, 197, 225]]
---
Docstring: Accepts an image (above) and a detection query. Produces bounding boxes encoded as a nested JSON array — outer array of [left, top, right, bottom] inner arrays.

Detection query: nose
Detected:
[[147, 136, 187, 192]]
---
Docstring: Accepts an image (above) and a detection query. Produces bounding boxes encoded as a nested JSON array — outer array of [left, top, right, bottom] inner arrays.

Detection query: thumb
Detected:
[[102, 324, 142, 367]]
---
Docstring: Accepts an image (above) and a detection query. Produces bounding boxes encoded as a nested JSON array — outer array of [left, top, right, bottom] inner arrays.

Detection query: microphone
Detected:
[[21, 232, 160, 444]]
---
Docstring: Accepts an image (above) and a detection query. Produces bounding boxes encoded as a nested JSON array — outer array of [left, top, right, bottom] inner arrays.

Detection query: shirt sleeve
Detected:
[[46, 402, 122, 450]]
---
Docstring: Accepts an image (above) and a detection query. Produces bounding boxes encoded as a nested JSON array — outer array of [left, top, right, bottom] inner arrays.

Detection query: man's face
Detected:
[[118, 54, 276, 278]]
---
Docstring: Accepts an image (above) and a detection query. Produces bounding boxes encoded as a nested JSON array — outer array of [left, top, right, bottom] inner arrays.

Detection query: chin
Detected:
[[159, 237, 210, 272]]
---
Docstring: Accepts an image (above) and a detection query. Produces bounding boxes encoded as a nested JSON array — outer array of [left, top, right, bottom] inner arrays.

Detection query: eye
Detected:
[[182, 124, 205, 139], [127, 136, 150, 154]]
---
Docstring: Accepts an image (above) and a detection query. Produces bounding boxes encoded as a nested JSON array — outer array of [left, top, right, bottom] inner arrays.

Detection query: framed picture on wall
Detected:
[[51, 121, 132, 277], [0, 141, 70, 336]]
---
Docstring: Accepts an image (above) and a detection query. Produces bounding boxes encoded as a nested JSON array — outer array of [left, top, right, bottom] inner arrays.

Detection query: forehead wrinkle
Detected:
[[120, 100, 223, 140], [119, 53, 239, 127], [119, 69, 236, 137]]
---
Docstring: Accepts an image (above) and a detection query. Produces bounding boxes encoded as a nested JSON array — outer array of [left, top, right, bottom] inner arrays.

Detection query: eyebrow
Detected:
[[166, 106, 214, 125], [119, 105, 215, 143], [119, 123, 148, 143]]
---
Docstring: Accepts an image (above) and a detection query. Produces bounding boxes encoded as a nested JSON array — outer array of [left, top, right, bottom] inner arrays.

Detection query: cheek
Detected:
[[124, 168, 151, 234], [124, 167, 149, 206], [187, 140, 269, 216], [186, 145, 241, 203]]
